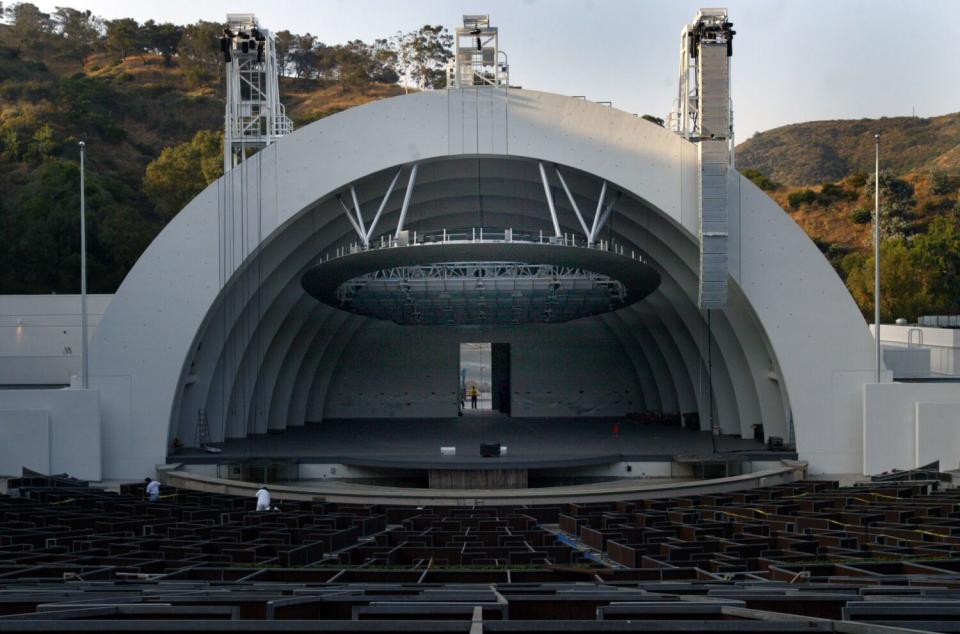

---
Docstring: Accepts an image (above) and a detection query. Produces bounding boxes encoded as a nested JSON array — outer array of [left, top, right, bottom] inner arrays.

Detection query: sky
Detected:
[[25, 0, 960, 138]]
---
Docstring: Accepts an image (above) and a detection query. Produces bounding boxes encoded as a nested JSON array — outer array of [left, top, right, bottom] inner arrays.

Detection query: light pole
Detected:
[[874, 134, 881, 383], [79, 141, 88, 389]]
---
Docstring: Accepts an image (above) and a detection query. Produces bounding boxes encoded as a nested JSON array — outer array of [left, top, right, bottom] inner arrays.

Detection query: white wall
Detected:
[[863, 382, 960, 474], [916, 403, 960, 470], [882, 346, 931, 379], [0, 388, 101, 480], [0, 411, 50, 475], [0, 295, 112, 385]]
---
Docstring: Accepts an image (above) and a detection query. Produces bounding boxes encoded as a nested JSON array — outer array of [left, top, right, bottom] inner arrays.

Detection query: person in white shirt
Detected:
[[144, 477, 161, 502], [255, 485, 271, 511]]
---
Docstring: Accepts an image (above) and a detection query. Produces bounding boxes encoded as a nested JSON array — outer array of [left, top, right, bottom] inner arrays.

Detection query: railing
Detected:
[[322, 227, 644, 263]]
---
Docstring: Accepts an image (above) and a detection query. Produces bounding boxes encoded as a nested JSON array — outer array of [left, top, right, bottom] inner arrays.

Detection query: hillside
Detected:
[[0, 17, 405, 294], [737, 113, 960, 187]]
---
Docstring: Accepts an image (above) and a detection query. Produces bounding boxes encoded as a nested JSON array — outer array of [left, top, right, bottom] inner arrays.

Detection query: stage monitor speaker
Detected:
[[480, 443, 501, 457], [767, 436, 784, 451]]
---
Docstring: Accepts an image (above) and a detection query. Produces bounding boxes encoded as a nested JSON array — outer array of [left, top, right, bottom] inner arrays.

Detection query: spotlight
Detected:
[[220, 37, 231, 63]]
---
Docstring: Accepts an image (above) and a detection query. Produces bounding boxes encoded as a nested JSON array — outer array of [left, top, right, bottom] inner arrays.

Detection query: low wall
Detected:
[[158, 460, 806, 506], [864, 381, 960, 474], [0, 387, 101, 480]]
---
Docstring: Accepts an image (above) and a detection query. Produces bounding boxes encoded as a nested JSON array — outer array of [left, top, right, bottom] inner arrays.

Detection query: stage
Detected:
[[173, 415, 788, 470]]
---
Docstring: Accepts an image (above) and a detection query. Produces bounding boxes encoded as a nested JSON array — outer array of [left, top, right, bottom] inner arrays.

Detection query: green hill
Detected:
[[736, 113, 960, 187]]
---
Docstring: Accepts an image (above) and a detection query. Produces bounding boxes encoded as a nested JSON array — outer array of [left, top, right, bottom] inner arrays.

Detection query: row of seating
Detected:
[[1, 474, 960, 631]]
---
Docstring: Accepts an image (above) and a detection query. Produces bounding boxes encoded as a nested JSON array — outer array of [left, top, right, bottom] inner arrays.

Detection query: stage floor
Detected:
[[173, 416, 789, 469]]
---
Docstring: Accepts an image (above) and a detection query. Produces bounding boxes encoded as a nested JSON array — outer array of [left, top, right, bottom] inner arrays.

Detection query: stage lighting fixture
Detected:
[[220, 37, 231, 63]]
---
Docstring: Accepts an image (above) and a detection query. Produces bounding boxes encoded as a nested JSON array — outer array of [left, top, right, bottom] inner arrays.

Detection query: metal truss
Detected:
[[223, 14, 294, 171], [447, 15, 509, 88], [337, 160, 620, 254], [668, 8, 735, 144], [336, 262, 628, 326]]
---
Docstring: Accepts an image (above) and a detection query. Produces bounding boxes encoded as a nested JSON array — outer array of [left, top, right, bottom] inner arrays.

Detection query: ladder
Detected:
[[196, 408, 211, 447]]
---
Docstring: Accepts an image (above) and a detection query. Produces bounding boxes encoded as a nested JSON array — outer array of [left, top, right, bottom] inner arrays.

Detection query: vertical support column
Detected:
[[395, 163, 419, 238], [538, 162, 562, 238]]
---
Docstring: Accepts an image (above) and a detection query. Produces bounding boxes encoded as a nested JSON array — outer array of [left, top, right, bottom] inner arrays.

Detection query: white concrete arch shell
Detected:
[[88, 88, 877, 479]]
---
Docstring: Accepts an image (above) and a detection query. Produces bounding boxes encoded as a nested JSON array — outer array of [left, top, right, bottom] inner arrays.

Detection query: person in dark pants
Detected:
[[612, 421, 621, 439], [469, 385, 479, 409]]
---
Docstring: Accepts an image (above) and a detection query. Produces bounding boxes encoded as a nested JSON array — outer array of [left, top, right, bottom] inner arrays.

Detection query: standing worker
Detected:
[[468, 385, 479, 409], [144, 477, 161, 502], [255, 485, 271, 511], [612, 421, 621, 440]]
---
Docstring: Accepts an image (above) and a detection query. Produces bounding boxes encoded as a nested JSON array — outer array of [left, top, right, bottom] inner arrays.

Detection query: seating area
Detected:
[[3, 474, 960, 631]]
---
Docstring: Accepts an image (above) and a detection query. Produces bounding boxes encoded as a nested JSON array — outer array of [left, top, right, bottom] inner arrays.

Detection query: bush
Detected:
[[851, 208, 872, 224], [931, 169, 955, 196], [818, 182, 858, 204], [741, 168, 778, 191], [848, 172, 868, 188], [788, 189, 817, 208]]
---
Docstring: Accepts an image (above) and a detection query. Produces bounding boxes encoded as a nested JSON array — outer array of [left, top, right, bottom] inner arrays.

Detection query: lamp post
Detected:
[[79, 141, 88, 389], [874, 134, 881, 383]]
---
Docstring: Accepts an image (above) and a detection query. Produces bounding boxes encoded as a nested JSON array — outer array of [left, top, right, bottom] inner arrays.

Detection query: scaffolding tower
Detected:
[[222, 13, 293, 172], [447, 15, 509, 88]]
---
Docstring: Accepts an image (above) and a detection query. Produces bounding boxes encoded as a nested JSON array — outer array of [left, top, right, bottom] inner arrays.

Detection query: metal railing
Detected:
[[322, 227, 644, 263]]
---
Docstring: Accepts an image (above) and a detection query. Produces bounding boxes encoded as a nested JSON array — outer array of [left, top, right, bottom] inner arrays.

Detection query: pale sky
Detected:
[[25, 0, 960, 138]]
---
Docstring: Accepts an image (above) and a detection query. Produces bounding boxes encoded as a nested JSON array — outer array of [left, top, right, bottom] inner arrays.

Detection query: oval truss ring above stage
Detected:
[[301, 236, 662, 325]]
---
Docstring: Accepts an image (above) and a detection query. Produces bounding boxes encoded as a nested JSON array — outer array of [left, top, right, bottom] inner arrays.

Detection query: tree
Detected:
[[274, 30, 294, 76], [27, 123, 56, 160], [105, 17, 141, 60], [141, 20, 182, 66], [1, 128, 21, 161], [143, 130, 223, 222], [842, 239, 933, 322], [177, 20, 224, 86], [389, 25, 452, 90], [52, 7, 101, 62], [931, 169, 955, 196], [4, 2, 54, 58], [866, 170, 915, 239], [910, 216, 960, 314], [288, 33, 319, 78]]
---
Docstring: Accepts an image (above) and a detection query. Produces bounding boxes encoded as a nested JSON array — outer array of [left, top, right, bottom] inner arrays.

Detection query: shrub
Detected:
[[818, 182, 858, 204], [851, 208, 872, 224], [788, 189, 817, 208], [931, 169, 954, 196], [741, 168, 778, 191], [848, 172, 868, 188]]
